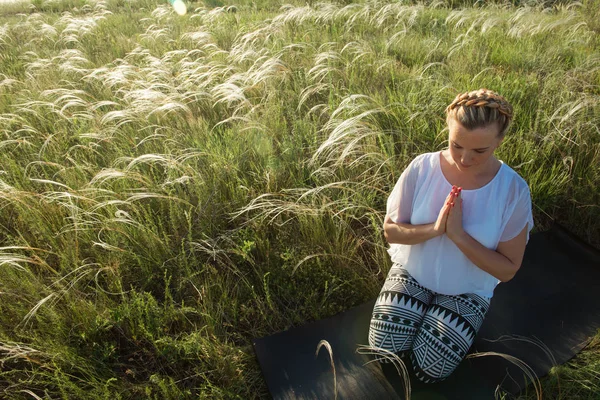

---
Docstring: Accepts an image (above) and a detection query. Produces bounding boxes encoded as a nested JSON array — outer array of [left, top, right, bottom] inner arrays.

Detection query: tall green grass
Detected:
[[0, 0, 598, 398]]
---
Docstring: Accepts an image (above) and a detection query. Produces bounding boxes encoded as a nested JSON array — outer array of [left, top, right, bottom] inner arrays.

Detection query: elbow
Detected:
[[499, 263, 521, 283], [384, 221, 412, 245], [383, 221, 403, 244], [383, 225, 392, 244]]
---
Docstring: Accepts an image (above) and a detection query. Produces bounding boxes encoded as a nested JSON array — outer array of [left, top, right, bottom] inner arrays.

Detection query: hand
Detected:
[[433, 186, 459, 236], [446, 186, 465, 242]]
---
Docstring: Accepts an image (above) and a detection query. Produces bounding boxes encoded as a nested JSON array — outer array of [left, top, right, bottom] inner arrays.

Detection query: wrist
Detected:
[[431, 222, 444, 237], [449, 229, 467, 244]]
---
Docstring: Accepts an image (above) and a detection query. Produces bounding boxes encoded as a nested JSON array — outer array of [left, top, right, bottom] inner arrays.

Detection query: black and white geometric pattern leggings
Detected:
[[368, 263, 491, 383]]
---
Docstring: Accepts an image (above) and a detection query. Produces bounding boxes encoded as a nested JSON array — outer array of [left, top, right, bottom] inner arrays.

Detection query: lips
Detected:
[[460, 163, 471, 168]]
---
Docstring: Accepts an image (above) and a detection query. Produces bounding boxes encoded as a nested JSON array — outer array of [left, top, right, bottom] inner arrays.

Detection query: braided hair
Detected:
[[445, 89, 513, 138]]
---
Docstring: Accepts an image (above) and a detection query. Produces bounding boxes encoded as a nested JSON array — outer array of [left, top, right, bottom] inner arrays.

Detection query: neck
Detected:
[[470, 156, 498, 177]]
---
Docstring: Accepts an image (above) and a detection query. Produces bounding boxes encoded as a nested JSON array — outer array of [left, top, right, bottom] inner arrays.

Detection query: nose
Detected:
[[461, 156, 473, 166]]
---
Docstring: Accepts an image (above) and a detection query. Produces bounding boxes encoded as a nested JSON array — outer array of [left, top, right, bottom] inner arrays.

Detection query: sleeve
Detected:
[[386, 155, 422, 224], [499, 183, 534, 243]]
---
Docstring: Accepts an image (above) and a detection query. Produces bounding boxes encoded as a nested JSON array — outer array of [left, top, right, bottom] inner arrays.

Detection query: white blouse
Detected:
[[386, 151, 534, 299]]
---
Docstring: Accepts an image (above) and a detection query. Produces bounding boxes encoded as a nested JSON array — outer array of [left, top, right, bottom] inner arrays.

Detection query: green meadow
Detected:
[[0, 0, 599, 398]]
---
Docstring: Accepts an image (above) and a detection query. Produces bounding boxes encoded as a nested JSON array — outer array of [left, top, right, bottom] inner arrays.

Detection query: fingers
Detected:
[[444, 190, 454, 204], [445, 186, 457, 204], [447, 185, 462, 207], [440, 210, 449, 226], [453, 187, 462, 207]]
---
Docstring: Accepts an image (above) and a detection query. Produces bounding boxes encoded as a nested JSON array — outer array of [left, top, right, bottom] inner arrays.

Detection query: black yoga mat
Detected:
[[253, 224, 600, 399]]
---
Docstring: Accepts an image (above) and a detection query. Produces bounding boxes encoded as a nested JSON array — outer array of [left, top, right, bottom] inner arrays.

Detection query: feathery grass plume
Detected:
[[0, 74, 20, 92], [212, 114, 266, 133], [92, 232, 128, 253], [181, 30, 214, 47], [53, 49, 93, 77], [189, 235, 236, 267], [50, 262, 98, 289], [12, 99, 56, 121], [191, 5, 236, 26], [0, 25, 11, 47], [297, 82, 332, 113], [87, 168, 152, 188], [342, 2, 371, 31], [356, 344, 411, 400], [233, 180, 384, 228], [376, 3, 423, 31], [310, 94, 387, 168], [482, 334, 558, 367], [0, 138, 32, 151], [121, 87, 191, 119], [548, 95, 599, 128], [293, 253, 364, 275], [242, 56, 290, 88], [307, 45, 343, 84], [21, 51, 51, 79], [29, 178, 72, 191], [124, 191, 193, 207], [89, 100, 120, 112], [139, 24, 171, 45], [230, 24, 280, 61], [270, 4, 306, 26], [83, 62, 138, 90], [117, 153, 183, 173], [93, 265, 129, 296], [19, 293, 57, 327], [56, 4, 111, 47], [99, 109, 135, 128], [315, 340, 337, 400], [0, 341, 43, 367], [211, 81, 251, 110], [39, 191, 95, 242], [340, 40, 376, 67], [311, 2, 339, 26], [19, 390, 44, 400], [231, 192, 319, 227], [466, 351, 542, 400], [40, 87, 94, 120], [384, 25, 410, 53], [0, 250, 45, 273]]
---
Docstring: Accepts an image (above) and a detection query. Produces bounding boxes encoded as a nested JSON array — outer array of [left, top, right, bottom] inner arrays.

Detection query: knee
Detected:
[[367, 322, 386, 360], [367, 325, 410, 364], [409, 350, 457, 383]]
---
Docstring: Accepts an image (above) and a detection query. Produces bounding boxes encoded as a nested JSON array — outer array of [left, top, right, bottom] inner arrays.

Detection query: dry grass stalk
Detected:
[[315, 339, 337, 400]]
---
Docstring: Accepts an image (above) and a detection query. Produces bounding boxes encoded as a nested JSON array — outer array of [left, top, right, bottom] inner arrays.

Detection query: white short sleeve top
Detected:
[[386, 151, 534, 299]]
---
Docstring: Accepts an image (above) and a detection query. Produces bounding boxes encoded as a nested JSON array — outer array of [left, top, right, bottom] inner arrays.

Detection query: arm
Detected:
[[446, 190, 529, 282], [451, 225, 528, 282], [384, 217, 440, 245], [384, 188, 457, 245]]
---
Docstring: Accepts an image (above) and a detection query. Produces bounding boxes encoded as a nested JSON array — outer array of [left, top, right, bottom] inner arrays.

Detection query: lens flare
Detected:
[[168, 0, 187, 15]]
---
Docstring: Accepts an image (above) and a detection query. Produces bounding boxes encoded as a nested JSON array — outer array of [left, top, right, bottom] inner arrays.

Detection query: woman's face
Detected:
[[447, 117, 503, 174]]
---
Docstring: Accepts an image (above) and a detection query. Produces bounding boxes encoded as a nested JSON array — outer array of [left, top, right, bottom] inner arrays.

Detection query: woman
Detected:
[[368, 89, 534, 383]]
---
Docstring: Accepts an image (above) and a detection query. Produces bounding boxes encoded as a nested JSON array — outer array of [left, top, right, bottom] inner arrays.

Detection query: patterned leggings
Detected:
[[368, 264, 491, 383]]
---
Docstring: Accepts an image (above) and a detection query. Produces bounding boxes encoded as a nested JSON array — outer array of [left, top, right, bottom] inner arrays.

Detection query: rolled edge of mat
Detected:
[[551, 223, 600, 264]]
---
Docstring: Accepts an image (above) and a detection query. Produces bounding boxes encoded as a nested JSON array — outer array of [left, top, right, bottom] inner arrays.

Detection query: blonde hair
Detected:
[[445, 89, 513, 138]]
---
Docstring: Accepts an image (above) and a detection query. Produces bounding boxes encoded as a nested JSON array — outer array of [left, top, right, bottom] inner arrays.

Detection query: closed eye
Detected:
[[453, 144, 486, 154]]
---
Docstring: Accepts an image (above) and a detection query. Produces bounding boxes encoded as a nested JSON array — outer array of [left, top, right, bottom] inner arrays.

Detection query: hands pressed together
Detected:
[[434, 185, 465, 242]]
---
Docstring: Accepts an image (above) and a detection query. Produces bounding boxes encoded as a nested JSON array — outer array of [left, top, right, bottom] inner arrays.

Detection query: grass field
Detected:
[[0, 0, 599, 398]]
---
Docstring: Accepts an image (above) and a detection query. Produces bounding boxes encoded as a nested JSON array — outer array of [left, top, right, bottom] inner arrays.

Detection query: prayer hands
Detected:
[[434, 185, 465, 241], [446, 185, 465, 242]]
